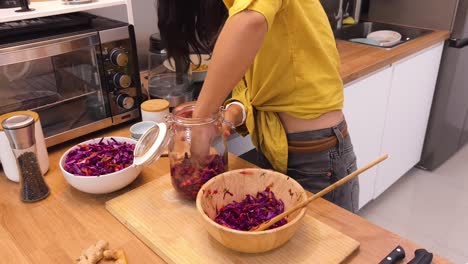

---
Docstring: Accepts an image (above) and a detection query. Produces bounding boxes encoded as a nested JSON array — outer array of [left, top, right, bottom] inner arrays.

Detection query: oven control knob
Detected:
[[110, 48, 129, 67], [116, 94, 135, 110], [113, 73, 132, 88]]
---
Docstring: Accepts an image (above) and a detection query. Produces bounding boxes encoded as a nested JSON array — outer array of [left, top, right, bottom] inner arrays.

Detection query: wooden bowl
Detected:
[[196, 168, 308, 253]]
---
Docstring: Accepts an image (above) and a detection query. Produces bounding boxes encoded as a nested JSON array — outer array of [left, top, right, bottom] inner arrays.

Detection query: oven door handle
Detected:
[[0, 32, 100, 67]]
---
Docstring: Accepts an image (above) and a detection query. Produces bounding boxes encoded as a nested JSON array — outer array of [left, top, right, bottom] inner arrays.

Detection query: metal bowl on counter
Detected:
[[196, 168, 307, 253], [59, 137, 141, 194]]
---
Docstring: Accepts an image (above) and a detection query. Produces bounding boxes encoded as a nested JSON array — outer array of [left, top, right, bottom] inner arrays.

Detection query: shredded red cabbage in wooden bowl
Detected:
[[214, 187, 287, 231], [196, 168, 307, 253], [64, 137, 135, 176]]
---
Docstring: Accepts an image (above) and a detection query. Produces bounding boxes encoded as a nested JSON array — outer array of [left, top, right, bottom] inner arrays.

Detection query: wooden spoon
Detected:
[[251, 154, 389, 232]]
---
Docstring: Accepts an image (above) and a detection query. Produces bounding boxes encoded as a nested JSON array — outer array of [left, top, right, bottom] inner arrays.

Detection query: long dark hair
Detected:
[[157, 0, 227, 70]]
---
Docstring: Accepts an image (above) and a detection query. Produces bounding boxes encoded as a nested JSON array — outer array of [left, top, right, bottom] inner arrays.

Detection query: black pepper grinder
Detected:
[[2, 114, 49, 202], [15, 0, 34, 12]]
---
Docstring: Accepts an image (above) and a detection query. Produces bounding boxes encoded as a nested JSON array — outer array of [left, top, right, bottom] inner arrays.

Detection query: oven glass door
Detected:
[[0, 33, 110, 141]]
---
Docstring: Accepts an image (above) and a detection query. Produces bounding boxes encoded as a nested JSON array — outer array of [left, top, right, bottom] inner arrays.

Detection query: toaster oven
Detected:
[[0, 13, 142, 147]]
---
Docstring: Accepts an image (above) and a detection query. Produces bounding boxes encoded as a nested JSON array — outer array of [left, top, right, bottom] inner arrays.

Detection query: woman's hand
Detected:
[[189, 104, 243, 165], [190, 124, 217, 166]]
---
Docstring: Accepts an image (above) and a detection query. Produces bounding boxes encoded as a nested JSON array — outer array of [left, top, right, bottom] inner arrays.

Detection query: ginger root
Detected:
[[76, 240, 109, 264], [76, 240, 127, 264], [103, 249, 127, 264], [95, 240, 109, 251]]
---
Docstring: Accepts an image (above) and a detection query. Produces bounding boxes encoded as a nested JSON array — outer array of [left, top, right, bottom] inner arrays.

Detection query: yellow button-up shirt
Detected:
[[224, 0, 343, 173]]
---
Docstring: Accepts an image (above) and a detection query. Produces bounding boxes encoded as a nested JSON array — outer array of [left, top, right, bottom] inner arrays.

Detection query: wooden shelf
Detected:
[[0, 0, 126, 23]]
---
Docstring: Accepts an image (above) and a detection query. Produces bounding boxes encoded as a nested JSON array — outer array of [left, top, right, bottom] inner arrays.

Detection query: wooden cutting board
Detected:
[[106, 174, 360, 264]]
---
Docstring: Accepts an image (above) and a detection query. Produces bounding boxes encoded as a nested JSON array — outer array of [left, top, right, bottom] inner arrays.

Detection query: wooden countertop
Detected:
[[0, 124, 452, 263], [338, 30, 450, 84]]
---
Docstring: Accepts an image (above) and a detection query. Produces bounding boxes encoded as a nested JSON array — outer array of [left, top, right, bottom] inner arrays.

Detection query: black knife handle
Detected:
[[407, 249, 433, 264], [379, 245, 406, 264]]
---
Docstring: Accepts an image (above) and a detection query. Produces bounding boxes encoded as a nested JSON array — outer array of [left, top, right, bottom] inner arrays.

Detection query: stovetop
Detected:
[[0, 12, 127, 48], [0, 12, 93, 40], [0, 0, 21, 9]]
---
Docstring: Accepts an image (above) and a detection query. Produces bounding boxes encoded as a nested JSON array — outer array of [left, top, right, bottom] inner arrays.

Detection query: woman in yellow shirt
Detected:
[[158, 0, 359, 212]]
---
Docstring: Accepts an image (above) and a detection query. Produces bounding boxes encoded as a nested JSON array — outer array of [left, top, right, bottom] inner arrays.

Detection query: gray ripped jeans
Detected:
[[258, 120, 359, 213]]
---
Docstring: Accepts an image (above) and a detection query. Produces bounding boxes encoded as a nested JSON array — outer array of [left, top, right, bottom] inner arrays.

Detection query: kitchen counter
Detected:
[[337, 30, 450, 84], [0, 124, 452, 263], [140, 30, 450, 90]]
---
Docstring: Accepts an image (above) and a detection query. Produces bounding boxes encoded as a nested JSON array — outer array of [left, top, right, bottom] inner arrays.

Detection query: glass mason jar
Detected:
[[168, 102, 228, 199], [134, 101, 228, 200]]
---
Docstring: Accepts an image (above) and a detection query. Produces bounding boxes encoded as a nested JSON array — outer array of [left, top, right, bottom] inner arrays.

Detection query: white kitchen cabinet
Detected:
[[0, 0, 134, 23], [374, 43, 444, 198], [344, 66, 392, 209]]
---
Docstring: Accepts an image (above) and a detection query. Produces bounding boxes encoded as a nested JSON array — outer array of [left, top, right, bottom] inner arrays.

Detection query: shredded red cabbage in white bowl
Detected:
[[63, 137, 135, 176], [59, 137, 141, 194]]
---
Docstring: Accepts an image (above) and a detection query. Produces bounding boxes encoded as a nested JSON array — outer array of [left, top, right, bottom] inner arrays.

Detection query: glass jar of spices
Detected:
[[2, 114, 50, 202]]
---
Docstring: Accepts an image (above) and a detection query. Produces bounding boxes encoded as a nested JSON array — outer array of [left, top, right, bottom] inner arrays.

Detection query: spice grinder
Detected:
[[2, 114, 49, 202]]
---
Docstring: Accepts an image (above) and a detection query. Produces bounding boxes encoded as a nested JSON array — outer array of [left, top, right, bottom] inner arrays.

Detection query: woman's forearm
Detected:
[[194, 10, 268, 118]]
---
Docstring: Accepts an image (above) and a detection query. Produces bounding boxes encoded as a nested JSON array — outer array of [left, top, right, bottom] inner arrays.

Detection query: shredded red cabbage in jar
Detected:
[[64, 138, 135, 176], [214, 187, 287, 231], [170, 153, 226, 200]]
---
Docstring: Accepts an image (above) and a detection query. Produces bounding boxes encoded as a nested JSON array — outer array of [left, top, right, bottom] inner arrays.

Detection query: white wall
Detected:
[[89, 0, 159, 70], [368, 0, 458, 31]]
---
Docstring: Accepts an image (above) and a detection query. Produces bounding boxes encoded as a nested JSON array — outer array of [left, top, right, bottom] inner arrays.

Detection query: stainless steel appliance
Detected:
[[369, 0, 468, 169], [0, 13, 142, 147], [0, 0, 33, 12], [0, 0, 22, 9]]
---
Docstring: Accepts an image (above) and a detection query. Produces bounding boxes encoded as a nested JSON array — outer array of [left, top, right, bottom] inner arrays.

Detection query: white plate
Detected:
[[367, 30, 402, 47]]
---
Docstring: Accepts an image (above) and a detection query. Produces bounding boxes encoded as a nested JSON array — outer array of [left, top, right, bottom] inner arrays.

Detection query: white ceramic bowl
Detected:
[[163, 54, 210, 83], [130, 121, 157, 140], [59, 137, 141, 194], [367, 30, 402, 47], [190, 54, 210, 82]]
